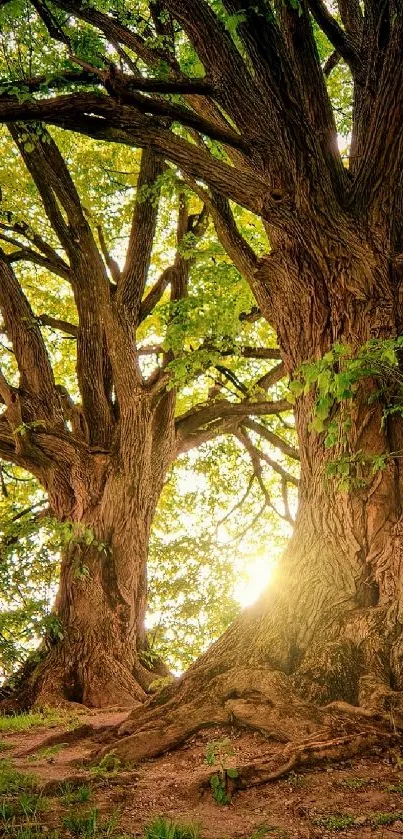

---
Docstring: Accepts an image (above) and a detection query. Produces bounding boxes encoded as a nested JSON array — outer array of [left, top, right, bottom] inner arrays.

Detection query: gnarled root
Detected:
[[92, 662, 403, 801], [235, 729, 397, 789]]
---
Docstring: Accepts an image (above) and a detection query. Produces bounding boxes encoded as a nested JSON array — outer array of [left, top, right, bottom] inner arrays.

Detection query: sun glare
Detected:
[[234, 553, 276, 609]]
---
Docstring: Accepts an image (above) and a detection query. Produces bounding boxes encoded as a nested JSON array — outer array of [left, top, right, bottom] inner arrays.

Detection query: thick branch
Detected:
[[139, 267, 174, 322], [306, 0, 362, 73], [0, 95, 266, 214], [119, 148, 163, 320], [38, 315, 78, 337], [9, 124, 115, 446], [0, 258, 59, 419], [176, 397, 290, 441]]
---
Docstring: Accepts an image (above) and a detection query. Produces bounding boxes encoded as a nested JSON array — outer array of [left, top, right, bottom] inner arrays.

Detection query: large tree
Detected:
[[1, 0, 403, 772], [0, 114, 291, 707]]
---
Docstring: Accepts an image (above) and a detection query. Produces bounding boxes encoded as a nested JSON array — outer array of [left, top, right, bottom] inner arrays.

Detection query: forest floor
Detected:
[[1, 708, 403, 838]]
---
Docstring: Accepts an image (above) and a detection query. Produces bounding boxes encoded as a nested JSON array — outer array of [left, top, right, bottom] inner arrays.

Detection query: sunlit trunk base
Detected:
[[91, 482, 403, 780], [92, 255, 403, 778], [1, 459, 170, 711]]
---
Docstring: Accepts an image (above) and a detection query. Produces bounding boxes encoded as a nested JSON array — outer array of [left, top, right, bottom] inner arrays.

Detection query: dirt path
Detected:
[[2, 711, 403, 837]]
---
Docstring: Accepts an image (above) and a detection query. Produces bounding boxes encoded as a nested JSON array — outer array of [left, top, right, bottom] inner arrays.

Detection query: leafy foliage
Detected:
[[205, 738, 238, 805], [289, 338, 403, 488]]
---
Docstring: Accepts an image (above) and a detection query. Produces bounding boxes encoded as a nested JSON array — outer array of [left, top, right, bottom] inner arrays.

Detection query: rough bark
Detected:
[[4, 393, 176, 709], [96, 236, 403, 771], [2, 0, 403, 771]]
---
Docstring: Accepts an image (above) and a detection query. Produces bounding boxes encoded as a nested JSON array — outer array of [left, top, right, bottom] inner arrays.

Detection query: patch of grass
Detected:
[[62, 808, 121, 837], [313, 814, 356, 831], [249, 826, 289, 838], [340, 776, 372, 790], [0, 760, 37, 794], [0, 800, 15, 821], [0, 738, 12, 751], [371, 810, 403, 826], [386, 780, 403, 793], [90, 752, 122, 778], [28, 743, 67, 762], [0, 829, 60, 839], [287, 771, 307, 788], [0, 709, 80, 733], [60, 781, 92, 804], [143, 816, 200, 839]]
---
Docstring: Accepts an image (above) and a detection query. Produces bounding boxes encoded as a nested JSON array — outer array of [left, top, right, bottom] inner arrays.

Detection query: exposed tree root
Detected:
[[235, 730, 396, 789], [88, 662, 403, 806]]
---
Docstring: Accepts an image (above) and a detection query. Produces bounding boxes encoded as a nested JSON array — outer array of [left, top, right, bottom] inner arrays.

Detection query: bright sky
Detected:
[[234, 553, 276, 608]]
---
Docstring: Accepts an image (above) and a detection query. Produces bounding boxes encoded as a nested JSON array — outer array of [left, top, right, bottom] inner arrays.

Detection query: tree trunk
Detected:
[[9, 394, 176, 710], [104, 237, 403, 762]]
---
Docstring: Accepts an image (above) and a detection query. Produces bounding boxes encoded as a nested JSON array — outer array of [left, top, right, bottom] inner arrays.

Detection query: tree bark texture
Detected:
[[16, 392, 176, 709], [104, 233, 403, 763]]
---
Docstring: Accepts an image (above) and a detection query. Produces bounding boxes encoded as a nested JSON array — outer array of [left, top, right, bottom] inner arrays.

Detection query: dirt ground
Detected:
[[2, 709, 403, 838]]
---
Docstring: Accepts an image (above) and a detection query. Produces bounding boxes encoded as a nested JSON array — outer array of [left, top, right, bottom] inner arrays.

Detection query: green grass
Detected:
[[0, 739, 12, 751], [143, 816, 200, 839], [0, 709, 80, 733], [371, 810, 403, 826], [28, 743, 67, 762], [0, 759, 37, 794], [62, 808, 122, 837], [60, 781, 93, 804], [90, 752, 122, 777], [0, 829, 61, 838], [340, 776, 372, 790], [386, 780, 403, 793], [0, 792, 48, 820], [313, 814, 356, 831]]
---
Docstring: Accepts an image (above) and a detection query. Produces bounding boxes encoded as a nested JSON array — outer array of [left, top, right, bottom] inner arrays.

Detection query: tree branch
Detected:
[[139, 266, 174, 322], [38, 315, 78, 337], [0, 94, 266, 214], [305, 0, 362, 73], [0, 257, 60, 420], [118, 148, 163, 320], [176, 397, 290, 441], [243, 418, 300, 461]]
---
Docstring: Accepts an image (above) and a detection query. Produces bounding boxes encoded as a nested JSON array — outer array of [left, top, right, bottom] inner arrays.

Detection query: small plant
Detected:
[[371, 810, 403, 826], [143, 816, 200, 839], [0, 739, 11, 751], [205, 738, 238, 805], [386, 780, 403, 792], [340, 776, 372, 790], [29, 743, 67, 762], [90, 751, 122, 777], [0, 800, 14, 821], [62, 807, 120, 837], [0, 760, 36, 794], [287, 771, 307, 788], [17, 791, 47, 818], [313, 813, 356, 831], [60, 782, 92, 803]]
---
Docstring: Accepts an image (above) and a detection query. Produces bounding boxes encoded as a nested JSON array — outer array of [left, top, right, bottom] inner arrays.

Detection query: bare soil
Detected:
[[2, 710, 403, 838]]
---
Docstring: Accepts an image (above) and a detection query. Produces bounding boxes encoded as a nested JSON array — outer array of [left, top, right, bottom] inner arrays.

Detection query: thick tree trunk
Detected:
[[7, 394, 176, 710], [103, 241, 403, 764], [35, 486, 156, 709]]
